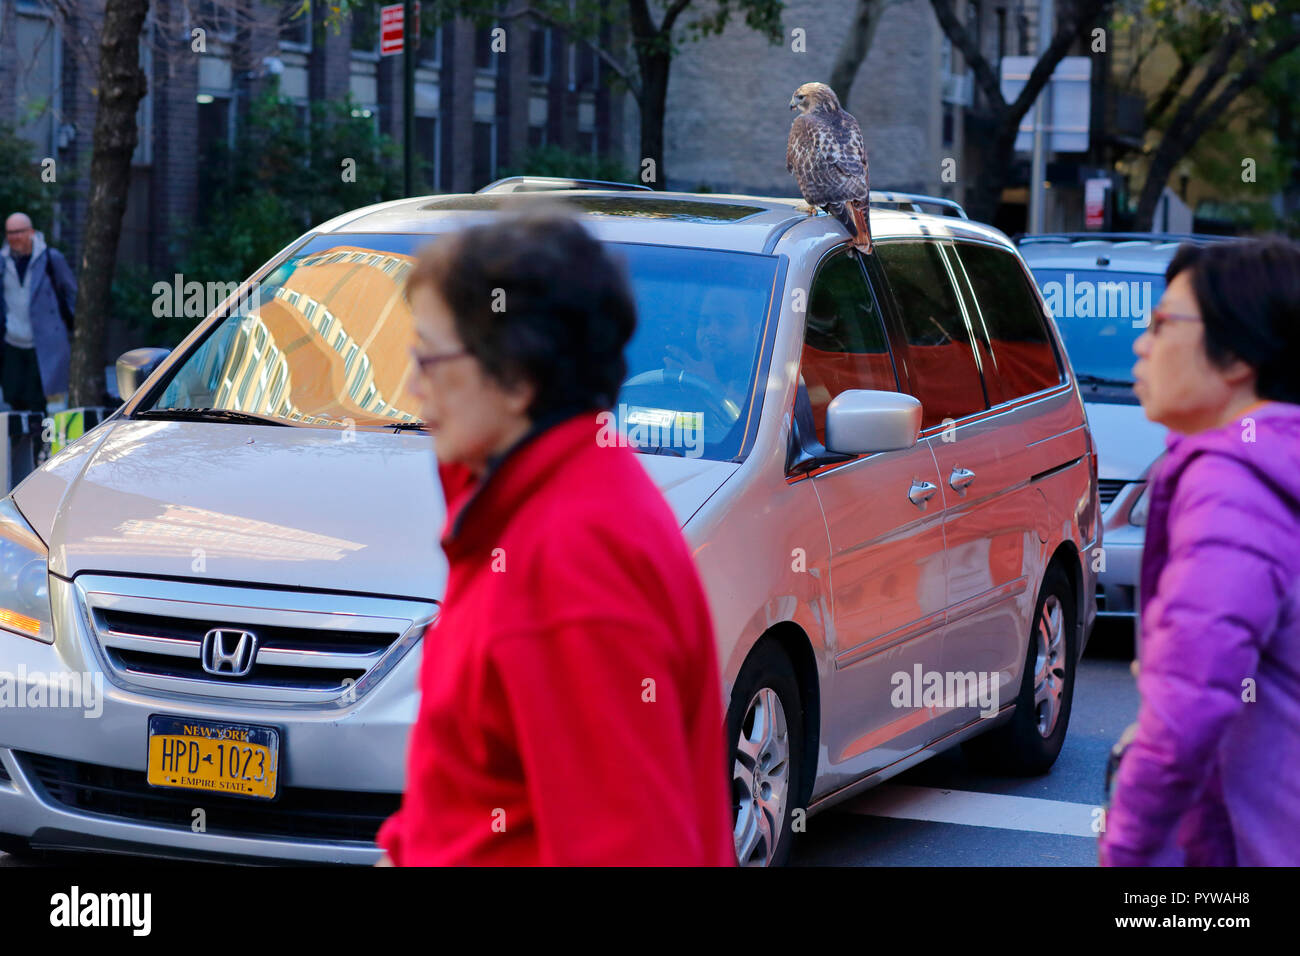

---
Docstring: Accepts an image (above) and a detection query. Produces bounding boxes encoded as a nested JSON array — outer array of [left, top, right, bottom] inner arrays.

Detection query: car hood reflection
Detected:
[[16, 420, 738, 601]]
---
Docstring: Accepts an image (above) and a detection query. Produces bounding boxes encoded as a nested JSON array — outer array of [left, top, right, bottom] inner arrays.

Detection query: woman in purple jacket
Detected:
[[1100, 237, 1300, 867]]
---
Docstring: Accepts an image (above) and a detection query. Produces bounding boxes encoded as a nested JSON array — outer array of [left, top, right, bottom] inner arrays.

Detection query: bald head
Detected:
[[5, 213, 34, 256]]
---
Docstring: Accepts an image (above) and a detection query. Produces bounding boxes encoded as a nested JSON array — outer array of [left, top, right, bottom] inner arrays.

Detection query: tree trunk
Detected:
[[829, 0, 889, 110], [69, 0, 150, 407], [637, 50, 670, 189], [961, 113, 1019, 225]]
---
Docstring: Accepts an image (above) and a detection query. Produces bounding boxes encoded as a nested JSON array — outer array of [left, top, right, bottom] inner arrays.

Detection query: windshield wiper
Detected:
[[1076, 374, 1133, 388], [135, 407, 290, 426], [388, 422, 427, 431]]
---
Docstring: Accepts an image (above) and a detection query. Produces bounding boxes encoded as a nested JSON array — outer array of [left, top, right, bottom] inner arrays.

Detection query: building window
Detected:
[[352, 0, 380, 54], [279, 0, 311, 50], [415, 115, 440, 191], [476, 24, 499, 74], [529, 25, 550, 80], [569, 40, 597, 90], [473, 121, 497, 187], [196, 0, 237, 41], [14, 5, 60, 159], [419, 22, 442, 67], [942, 103, 954, 147], [197, 94, 234, 156]]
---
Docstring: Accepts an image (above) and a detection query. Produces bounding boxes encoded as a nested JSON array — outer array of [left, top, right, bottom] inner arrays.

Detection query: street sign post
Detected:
[[379, 3, 413, 57], [379, 3, 422, 57], [379, 2, 420, 194]]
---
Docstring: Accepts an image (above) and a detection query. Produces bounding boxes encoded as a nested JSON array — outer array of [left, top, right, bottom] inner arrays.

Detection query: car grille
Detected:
[[19, 752, 398, 845], [1098, 479, 1127, 507], [76, 575, 435, 703]]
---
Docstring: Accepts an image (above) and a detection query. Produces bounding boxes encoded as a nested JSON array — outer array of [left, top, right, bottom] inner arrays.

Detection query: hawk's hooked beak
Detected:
[[789, 96, 798, 110]]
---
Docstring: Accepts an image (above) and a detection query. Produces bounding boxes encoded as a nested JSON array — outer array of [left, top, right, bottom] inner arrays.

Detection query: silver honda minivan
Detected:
[[0, 181, 1098, 866]]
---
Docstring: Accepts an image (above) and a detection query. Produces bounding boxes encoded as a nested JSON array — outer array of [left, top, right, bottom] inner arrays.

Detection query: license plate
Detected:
[[147, 715, 280, 800]]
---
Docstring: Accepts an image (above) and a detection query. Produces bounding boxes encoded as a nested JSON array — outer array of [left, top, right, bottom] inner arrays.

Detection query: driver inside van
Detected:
[[663, 284, 753, 423]]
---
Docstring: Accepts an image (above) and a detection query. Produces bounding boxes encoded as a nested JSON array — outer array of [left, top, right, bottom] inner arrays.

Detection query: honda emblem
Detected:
[[201, 628, 258, 678]]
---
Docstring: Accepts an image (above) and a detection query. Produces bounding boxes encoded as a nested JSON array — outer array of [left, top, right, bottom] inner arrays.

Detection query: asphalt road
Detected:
[[791, 619, 1138, 866], [2, 620, 1137, 868]]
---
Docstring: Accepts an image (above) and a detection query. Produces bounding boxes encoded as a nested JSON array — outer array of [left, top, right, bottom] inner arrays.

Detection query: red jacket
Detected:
[[377, 412, 735, 865]]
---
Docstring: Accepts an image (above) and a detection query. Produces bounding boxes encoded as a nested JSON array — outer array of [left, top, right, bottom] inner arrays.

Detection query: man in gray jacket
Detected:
[[1, 212, 76, 414]]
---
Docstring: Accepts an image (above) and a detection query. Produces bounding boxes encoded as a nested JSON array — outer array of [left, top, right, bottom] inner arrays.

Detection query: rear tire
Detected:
[[726, 641, 805, 867], [963, 563, 1077, 775]]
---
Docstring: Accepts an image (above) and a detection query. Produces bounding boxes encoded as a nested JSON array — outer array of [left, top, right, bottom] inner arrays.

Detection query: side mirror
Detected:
[[824, 389, 922, 455], [116, 348, 171, 403]]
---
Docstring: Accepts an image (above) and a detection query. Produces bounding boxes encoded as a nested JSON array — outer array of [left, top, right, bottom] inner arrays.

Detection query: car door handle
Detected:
[[908, 479, 938, 507], [949, 467, 976, 494]]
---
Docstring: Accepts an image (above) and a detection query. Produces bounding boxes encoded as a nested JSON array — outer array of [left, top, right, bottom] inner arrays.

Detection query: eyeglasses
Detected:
[[410, 347, 471, 374], [1148, 308, 1201, 337]]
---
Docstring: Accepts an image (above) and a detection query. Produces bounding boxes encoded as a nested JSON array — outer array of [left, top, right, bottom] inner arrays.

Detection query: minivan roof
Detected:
[[314, 189, 1016, 255]]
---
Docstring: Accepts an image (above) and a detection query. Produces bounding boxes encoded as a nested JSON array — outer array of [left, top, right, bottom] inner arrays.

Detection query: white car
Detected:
[[1017, 232, 1234, 619]]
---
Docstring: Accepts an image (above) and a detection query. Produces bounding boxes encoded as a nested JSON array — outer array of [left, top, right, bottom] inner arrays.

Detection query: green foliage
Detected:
[[175, 85, 404, 287], [110, 263, 182, 349], [0, 121, 55, 236], [496, 145, 634, 183], [110, 86, 404, 348]]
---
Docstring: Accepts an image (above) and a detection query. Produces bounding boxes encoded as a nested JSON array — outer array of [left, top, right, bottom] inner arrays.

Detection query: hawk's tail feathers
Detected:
[[828, 200, 874, 254], [849, 199, 873, 254]]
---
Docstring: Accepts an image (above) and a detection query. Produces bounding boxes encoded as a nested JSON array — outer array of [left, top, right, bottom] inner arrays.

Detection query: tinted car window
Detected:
[[954, 243, 1062, 404], [800, 250, 898, 444], [875, 241, 986, 429], [1029, 268, 1162, 385]]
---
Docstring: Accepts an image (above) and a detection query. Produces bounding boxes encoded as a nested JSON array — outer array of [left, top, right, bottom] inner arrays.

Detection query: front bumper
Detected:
[[0, 573, 426, 863], [1096, 483, 1146, 618]]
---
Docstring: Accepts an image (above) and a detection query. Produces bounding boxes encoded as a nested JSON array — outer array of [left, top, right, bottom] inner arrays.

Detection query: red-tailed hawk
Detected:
[[787, 82, 872, 253]]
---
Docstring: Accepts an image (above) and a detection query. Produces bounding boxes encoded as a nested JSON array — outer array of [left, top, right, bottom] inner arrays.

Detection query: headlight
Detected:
[[1128, 482, 1150, 527], [0, 498, 52, 642]]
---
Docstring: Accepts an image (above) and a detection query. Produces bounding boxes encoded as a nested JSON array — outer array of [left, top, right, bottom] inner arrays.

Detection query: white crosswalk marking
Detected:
[[843, 784, 1101, 838]]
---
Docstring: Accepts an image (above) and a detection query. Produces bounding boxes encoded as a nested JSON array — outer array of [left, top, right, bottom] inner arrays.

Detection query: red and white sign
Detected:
[[1084, 177, 1109, 230], [379, 2, 419, 56]]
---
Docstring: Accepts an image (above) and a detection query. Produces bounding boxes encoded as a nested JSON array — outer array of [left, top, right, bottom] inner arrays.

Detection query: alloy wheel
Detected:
[[1033, 594, 1067, 738], [732, 686, 791, 866]]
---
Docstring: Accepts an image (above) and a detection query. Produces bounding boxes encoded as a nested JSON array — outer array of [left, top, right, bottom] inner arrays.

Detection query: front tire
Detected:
[[727, 641, 804, 867], [963, 563, 1077, 775]]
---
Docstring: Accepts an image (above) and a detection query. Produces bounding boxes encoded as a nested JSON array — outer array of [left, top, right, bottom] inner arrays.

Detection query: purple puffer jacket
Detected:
[[1100, 401, 1300, 866]]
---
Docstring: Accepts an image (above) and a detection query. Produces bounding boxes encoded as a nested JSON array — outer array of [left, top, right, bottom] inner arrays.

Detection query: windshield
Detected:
[[1029, 268, 1165, 385], [139, 234, 779, 462]]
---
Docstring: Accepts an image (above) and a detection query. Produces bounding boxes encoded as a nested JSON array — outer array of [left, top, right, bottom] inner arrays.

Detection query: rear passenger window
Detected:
[[953, 243, 1063, 404], [874, 241, 987, 430], [801, 250, 898, 444]]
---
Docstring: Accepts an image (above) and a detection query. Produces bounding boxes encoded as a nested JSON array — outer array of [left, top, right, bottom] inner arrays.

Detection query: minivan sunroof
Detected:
[[419, 194, 769, 223]]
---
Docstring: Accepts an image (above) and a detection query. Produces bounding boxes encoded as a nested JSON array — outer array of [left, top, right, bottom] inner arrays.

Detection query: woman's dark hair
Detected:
[[1165, 236, 1300, 404], [407, 204, 637, 417]]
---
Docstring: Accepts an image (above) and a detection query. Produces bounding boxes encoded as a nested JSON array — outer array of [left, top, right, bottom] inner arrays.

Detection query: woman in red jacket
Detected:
[[377, 206, 736, 866]]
